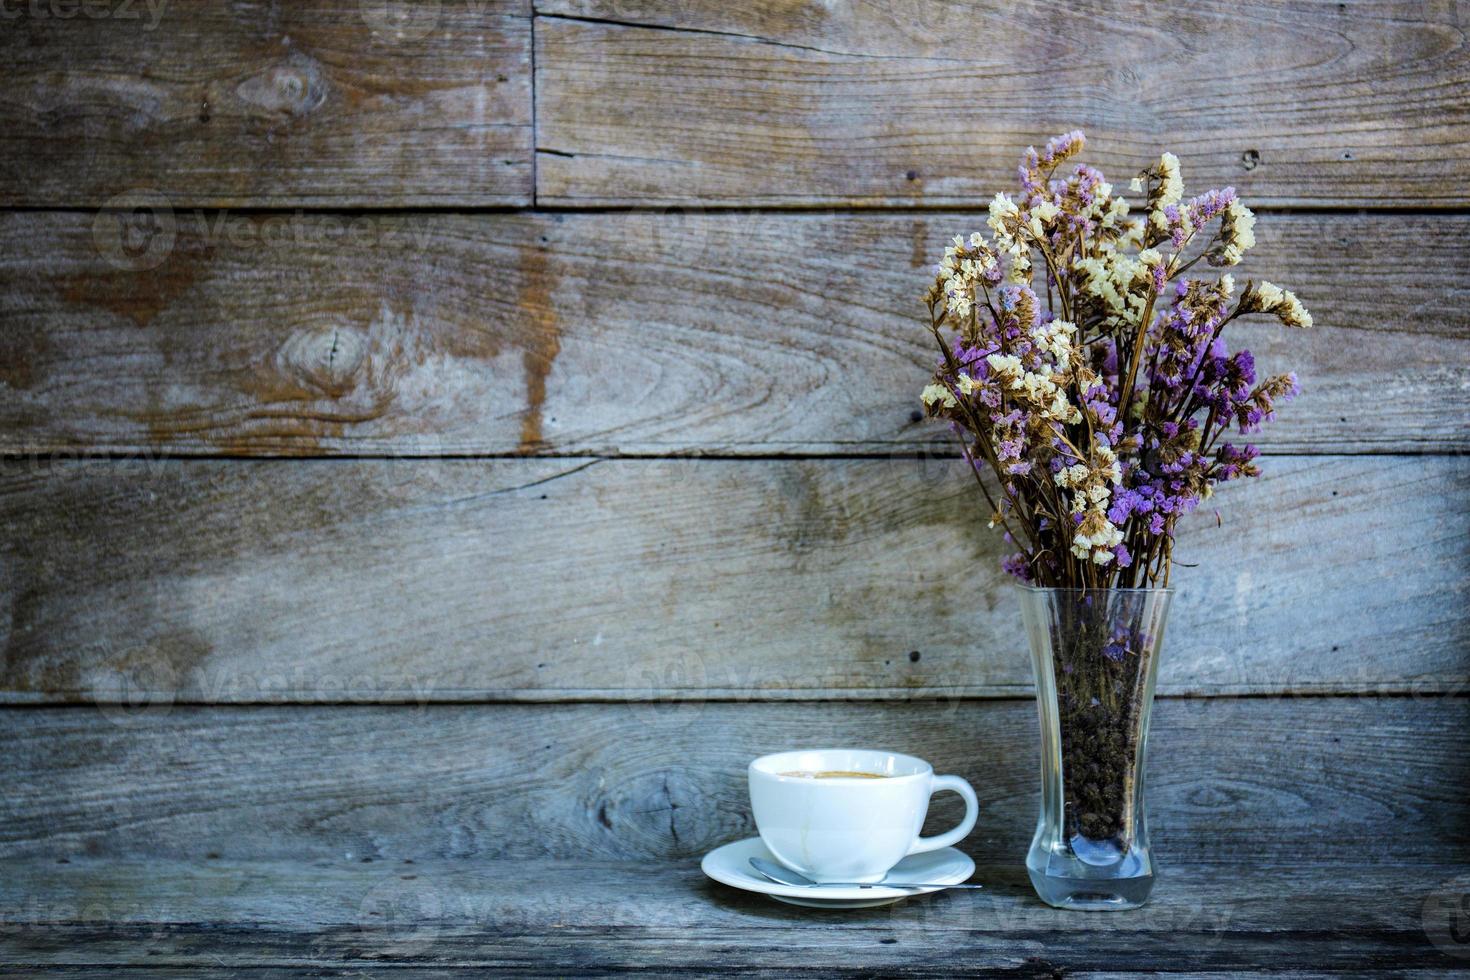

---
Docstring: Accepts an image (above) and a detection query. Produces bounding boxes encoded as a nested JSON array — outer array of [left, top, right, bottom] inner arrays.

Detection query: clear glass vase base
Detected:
[[1026, 868, 1155, 910], [1027, 840, 1154, 910]]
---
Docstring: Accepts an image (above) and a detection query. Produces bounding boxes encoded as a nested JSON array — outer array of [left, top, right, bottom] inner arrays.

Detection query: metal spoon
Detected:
[[749, 857, 984, 890]]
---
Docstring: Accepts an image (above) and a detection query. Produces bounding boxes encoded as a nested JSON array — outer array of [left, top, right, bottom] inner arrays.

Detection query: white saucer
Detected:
[[700, 837, 976, 909]]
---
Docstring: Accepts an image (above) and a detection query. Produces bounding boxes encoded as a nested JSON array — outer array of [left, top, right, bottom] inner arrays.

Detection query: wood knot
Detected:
[[236, 55, 328, 117], [1240, 149, 1260, 171], [602, 769, 710, 856], [278, 326, 365, 397]]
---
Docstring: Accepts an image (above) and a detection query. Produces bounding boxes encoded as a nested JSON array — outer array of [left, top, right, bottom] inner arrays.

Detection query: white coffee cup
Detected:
[[748, 748, 979, 883]]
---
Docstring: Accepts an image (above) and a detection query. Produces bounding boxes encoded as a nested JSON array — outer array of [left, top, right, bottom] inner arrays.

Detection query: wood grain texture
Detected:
[[533, 1, 1470, 207], [3, 4, 1465, 973], [1, 857, 1464, 973], [1, 211, 1465, 455], [2, 698, 1465, 864], [1, 455, 1465, 703], [0, 969, 1456, 980], [0, 0, 532, 207]]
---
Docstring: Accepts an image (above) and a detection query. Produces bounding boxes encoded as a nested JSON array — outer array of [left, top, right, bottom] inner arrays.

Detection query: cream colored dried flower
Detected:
[[1054, 463, 1089, 488], [1275, 290, 1312, 328], [1254, 280, 1284, 309], [942, 278, 973, 319], [1032, 318, 1078, 364], [1005, 254, 1033, 284], [986, 353, 1024, 384], [1210, 200, 1257, 267], [932, 232, 1004, 319], [1071, 509, 1123, 564], [1073, 245, 1156, 331], [1099, 194, 1130, 230], [988, 353, 1080, 424], [1245, 280, 1313, 328], [988, 193, 1021, 245], [921, 383, 957, 409], [1149, 152, 1183, 233]]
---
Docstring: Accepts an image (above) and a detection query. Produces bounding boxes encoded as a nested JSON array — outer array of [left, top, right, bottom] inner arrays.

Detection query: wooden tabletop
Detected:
[[5, 858, 1469, 975], [6, 696, 1470, 974]]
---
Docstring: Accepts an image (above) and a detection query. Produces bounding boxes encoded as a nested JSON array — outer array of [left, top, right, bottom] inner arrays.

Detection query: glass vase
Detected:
[[1019, 586, 1172, 910]]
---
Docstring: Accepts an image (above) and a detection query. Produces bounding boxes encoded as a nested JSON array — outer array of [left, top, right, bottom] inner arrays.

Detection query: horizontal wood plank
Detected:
[[0, 0, 532, 207], [1, 211, 1464, 455], [2, 698, 1465, 865], [533, 3, 1470, 207], [1, 857, 1464, 973], [2, 455, 1465, 702]]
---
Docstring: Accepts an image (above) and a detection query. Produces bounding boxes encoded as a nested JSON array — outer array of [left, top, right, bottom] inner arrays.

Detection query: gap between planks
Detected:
[[8, 204, 1470, 216], [2, 691, 1465, 708], [2, 449, 1459, 461]]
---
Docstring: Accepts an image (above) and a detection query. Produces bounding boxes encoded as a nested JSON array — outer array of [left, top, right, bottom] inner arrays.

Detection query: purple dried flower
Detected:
[[1186, 187, 1236, 227], [1040, 130, 1085, 167], [1002, 552, 1034, 582], [1216, 442, 1261, 481]]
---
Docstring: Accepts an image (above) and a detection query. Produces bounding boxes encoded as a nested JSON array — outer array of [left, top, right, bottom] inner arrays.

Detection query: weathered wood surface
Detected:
[[1, 455, 1465, 703], [3, 698, 1465, 863], [6, 975, 1402, 980], [533, 2, 1470, 207], [0, 0, 533, 207], [0, 966, 1460, 980], [2, 3, 1465, 976], [1, 211, 1465, 456], [8, 971, 1452, 980], [1, 857, 1465, 973]]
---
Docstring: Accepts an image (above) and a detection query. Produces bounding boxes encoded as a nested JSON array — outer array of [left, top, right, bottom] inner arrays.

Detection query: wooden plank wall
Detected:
[[1, 0, 1467, 883]]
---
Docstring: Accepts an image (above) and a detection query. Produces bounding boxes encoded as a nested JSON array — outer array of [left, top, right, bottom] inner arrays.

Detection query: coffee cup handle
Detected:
[[907, 774, 979, 855]]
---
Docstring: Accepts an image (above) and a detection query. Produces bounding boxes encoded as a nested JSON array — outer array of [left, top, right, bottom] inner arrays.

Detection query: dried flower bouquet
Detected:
[[920, 133, 1312, 873], [921, 130, 1310, 591]]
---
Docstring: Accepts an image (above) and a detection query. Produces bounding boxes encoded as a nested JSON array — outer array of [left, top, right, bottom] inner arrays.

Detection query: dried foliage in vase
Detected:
[[921, 130, 1311, 591], [921, 133, 1314, 857]]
